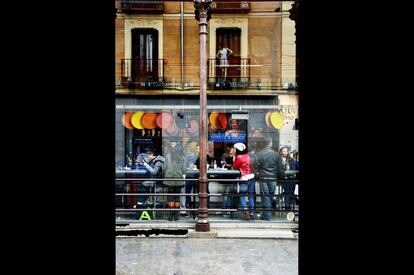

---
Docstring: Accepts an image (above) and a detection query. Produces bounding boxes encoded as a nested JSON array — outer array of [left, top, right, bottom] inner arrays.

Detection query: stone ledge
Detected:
[[116, 221, 195, 230], [116, 221, 298, 231], [115, 228, 297, 240], [216, 229, 296, 239], [210, 222, 298, 230], [187, 229, 218, 239], [116, 234, 188, 238]]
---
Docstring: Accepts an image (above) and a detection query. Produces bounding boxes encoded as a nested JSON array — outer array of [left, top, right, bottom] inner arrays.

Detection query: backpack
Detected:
[[163, 154, 185, 187]]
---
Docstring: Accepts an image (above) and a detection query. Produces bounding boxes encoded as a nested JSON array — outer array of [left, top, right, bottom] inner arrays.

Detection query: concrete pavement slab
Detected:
[[116, 238, 298, 275]]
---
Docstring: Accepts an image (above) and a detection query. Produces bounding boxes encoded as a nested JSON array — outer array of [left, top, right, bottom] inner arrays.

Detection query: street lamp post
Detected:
[[194, 0, 212, 232]]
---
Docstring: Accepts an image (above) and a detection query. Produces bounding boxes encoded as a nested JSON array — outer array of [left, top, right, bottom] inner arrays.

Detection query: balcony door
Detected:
[[216, 28, 241, 79], [131, 28, 159, 83]]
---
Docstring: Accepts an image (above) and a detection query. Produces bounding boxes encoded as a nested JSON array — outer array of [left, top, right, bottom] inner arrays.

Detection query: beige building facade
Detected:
[[115, 1, 297, 95], [115, 1, 299, 224]]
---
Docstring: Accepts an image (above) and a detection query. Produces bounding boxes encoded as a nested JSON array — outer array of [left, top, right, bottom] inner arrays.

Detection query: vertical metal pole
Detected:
[[181, 1, 185, 89], [194, 0, 211, 232]]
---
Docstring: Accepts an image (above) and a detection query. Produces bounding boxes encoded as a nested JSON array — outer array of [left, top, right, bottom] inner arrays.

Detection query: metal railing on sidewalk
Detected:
[[115, 177, 299, 221]]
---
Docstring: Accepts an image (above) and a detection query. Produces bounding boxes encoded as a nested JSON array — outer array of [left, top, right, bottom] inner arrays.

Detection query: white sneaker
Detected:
[[132, 201, 144, 209]]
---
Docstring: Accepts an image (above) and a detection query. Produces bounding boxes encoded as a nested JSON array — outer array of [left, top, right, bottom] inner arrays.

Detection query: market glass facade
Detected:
[[115, 1, 299, 224]]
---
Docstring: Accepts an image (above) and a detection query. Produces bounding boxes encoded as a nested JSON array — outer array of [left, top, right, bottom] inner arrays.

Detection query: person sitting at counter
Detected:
[[220, 143, 234, 169], [231, 142, 255, 220], [194, 141, 216, 169], [133, 149, 165, 208]]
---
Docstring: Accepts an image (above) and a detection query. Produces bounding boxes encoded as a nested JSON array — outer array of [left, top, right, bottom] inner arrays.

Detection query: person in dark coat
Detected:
[[164, 143, 187, 221], [220, 144, 236, 213], [277, 147, 296, 211], [255, 136, 278, 221]]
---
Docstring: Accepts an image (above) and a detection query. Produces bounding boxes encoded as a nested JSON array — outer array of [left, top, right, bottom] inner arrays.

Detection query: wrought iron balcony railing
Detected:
[[208, 57, 250, 89], [210, 0, 251, 14], [120, 58, 165, 89], [120, 0, 164, 14]]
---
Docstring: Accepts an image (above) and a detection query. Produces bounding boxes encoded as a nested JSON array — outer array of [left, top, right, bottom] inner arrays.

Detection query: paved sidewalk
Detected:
[[116, 238, 298, 275]]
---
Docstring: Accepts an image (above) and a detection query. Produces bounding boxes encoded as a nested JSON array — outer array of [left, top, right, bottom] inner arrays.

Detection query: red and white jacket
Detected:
[[232, 154, 255, 180]]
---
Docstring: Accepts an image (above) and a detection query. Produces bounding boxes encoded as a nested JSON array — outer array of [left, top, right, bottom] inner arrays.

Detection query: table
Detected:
[[184, 169, 241, 212], [115, 169, 148, 176], [116, 169, 149, 207], [284, 170, 299, 179], [185, 169, 241, 179]]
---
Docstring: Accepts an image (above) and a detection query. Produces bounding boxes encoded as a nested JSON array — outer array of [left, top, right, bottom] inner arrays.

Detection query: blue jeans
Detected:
[[239, 179, 255, 213], [259, 181, 276, 220], [283, 182, 296, 210], [185, 180, 196, 208], [185, 173, 199, 208], [136, 184, 150, 205], [223, 183, 236, 209], [184, 176, 210, 208]]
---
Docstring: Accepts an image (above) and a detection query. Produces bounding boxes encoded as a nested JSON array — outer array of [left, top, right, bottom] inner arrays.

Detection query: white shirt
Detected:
[[217, 48, 232, 60]]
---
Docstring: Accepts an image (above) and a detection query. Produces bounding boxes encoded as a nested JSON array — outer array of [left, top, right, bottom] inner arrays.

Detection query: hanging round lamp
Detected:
[[265, 111, 272, 128], [163, 122, 179, 137], [141, 112, 158, 129], [156, 112, 174, 129], [209, 112, 221, 130], [219, 112, 227, 129], [270, 111, 284, 129], [122, 112, 134, 130], [131, 111, 144, 129]]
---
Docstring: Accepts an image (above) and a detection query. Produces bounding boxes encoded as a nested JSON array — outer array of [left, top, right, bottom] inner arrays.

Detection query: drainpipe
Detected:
[[181, 1, 184, 89]]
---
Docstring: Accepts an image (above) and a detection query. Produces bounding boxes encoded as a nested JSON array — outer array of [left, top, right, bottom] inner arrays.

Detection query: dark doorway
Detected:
[[216, 28, 241, 80], [131, 28, 159, 85]]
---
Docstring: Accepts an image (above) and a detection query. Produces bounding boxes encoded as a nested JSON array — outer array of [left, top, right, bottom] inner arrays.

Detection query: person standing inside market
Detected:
[[277, 146, 296, 211], [221, 144, 236, 213], [232, 142, 255, 220], [255, 136, 278, 221], [163, 142, 187, 221]]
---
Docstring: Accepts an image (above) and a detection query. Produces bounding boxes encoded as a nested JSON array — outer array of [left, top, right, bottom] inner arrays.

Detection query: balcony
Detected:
[[120, 58, 165, 89], [120, 0, 164, 14], [210, 1, 251, 14], [208, 57, 251, 90]]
